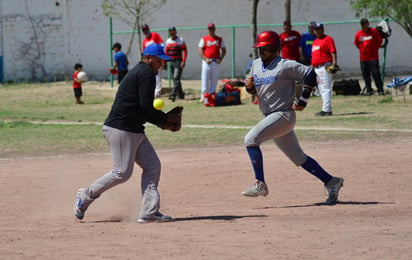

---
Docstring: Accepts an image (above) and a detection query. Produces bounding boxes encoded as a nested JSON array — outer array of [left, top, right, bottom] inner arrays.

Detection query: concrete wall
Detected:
[[1, 0, 411, 82]]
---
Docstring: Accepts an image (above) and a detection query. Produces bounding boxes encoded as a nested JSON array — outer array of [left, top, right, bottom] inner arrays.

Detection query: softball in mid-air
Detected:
[[153, 98, 165, 110]]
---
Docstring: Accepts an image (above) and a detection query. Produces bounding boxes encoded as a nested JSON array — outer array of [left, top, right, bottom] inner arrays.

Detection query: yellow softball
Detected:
[[153, 98, 165, 110]]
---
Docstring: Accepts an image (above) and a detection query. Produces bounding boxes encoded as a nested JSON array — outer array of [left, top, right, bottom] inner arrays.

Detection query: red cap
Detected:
[[207, 23, 215, 29]]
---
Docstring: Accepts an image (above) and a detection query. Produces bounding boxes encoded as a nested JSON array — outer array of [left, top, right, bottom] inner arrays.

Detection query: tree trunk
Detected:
[[251, 0, 259, 59], [285, 0, 291, 21]]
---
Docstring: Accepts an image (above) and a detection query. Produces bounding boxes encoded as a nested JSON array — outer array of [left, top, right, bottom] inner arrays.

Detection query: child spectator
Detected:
[[73, 63, 84, 105]]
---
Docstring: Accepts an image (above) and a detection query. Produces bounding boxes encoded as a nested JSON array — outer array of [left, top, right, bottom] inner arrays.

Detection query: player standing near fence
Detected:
[[165, 26, 188, 101], [354, 18, 384, 96], [142, 24, 165, 97], [198, 23, 226, 103], [112, 42, 129, 84], [242, 31, 344, 205], [311, 23, 338, 116]]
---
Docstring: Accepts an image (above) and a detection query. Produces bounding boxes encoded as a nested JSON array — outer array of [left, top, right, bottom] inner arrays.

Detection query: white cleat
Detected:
[[242, 180, 269, 197]]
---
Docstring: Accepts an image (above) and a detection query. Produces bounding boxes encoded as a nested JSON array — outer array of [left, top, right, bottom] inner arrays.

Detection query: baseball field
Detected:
[[1, 80, 411, 259]]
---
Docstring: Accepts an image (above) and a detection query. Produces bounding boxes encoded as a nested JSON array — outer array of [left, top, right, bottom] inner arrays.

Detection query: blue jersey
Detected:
[[114, 51, 128, 71], [299, 32, 317, 58]]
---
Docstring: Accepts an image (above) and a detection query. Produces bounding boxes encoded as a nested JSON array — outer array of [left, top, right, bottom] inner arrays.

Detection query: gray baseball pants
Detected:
[[244, 110, 307, 166], [81, 125, 162, 219]]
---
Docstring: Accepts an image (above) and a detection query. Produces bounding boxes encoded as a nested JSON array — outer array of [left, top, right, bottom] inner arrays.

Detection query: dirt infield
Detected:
[[1, 138, 411, 259]]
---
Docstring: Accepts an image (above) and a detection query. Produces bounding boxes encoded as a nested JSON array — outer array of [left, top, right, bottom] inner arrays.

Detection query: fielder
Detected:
[[242, 31, 344, 205], [74, 44, 183, 223]]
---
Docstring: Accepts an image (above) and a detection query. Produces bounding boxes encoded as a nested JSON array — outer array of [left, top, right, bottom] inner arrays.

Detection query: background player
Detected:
[[299, 21, 317, 66], [280, 20, 301, 61], [242, 31, 344, 205], [142, 24, 164, 97], [112, 42, 129, 84], [311, 23, 338, 116], [198, 23, 226, 103], [165, 26, 188, 101], [354, 18, 384, 95]]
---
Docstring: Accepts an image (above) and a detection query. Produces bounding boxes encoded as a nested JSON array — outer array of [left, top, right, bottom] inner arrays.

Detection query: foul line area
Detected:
[[4, 120, 412, 133]]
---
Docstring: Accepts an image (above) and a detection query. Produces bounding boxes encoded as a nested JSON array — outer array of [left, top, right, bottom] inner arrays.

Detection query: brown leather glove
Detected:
[[159, 106, 183, 132], [326, 64, 340, 74]]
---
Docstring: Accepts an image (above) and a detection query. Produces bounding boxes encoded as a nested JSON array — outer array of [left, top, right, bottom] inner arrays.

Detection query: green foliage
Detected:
[[101, 0, 166, 25], [349, 0, 412, 37], [101, 0, 167, 54]]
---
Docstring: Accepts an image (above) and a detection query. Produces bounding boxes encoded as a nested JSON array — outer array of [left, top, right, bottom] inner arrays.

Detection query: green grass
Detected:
[[0, 81, 411, 158]]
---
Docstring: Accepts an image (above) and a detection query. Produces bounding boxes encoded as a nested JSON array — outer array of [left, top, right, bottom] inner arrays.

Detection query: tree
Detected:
[[250, 0, 260, 59], [18, 0, 59, 81], [250, 1, 289, 59], [284, 0, 291, 22], [349, 0, 412, 38], [101, 0, 166, 56]]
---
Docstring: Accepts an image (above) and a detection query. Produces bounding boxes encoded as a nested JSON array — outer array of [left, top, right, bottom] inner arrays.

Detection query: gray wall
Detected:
[[1, 0, 411, 82]]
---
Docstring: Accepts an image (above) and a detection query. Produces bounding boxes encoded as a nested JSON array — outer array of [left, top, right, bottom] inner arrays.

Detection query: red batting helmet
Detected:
[[254, 31, 280, 49]]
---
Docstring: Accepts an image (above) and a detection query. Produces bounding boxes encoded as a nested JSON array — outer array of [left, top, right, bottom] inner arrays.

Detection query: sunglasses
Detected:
[[258, 46, 271, 51]]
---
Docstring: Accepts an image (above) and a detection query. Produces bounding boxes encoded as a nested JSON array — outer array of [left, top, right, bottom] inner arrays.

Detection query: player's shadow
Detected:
[[271, 201, 394, 209], [89, 214, 268, 223], [332, 112, 373, 116], [173, 214, 268, 222]]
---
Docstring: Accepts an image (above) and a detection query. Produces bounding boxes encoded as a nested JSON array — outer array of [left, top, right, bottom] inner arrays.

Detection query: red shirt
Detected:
[[142, 32, 163, 50], [73, 71, 81, 89], [198, 35, 225, 59], [165, 36, 188, 61], [354, 28, 382, 61], [280, 30, 301, 60], [311, 35, 337, 67]]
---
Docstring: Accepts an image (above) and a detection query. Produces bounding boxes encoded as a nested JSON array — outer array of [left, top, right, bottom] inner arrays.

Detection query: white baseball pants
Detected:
[[201, 60, 220, 96], [314, 66, 333, 112], [155, 69, 162, 97]]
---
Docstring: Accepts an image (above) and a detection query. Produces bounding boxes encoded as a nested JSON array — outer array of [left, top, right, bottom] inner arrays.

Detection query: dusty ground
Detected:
[[1, 137, 411, 260]]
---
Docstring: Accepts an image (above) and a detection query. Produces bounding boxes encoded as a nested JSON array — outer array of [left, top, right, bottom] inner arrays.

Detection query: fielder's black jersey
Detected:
[[104, 62, 167, 133]]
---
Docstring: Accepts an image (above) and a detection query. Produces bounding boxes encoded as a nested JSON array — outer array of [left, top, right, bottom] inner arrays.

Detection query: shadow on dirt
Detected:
[[332, 112, 373, 116], [89, 214, 268, 223], [173, 214, 268, 222], [272, 201, 394, 208]]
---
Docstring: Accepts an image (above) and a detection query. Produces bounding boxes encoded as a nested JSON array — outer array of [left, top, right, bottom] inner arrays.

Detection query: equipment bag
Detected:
[[333, 79, 361, 95], [215, 83, 241, 106], [376, 20, 391, 48], [203, 93, 216, 107]]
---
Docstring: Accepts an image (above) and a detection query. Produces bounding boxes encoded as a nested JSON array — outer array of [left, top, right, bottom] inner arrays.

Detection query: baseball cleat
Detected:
[[315, 111, 333, 117], [325, 177, 344, 204], [138, 212, 173, 223], [74, 188, 88, 221], [242, 180, 269, 197]]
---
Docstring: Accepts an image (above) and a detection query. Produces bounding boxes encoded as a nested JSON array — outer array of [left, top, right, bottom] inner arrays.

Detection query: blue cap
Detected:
[[142, 44, 171, 61], [314, 23, 324, 29]]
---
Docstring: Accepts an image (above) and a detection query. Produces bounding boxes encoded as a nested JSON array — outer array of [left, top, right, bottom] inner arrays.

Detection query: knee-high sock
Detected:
[[246, 146, 265, 182], [301, 155, 332, 184]]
